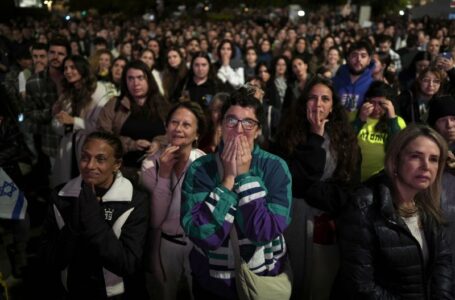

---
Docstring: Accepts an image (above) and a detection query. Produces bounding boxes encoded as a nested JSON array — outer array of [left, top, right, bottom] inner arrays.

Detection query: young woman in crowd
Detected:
[[180, 88, 292, 299], [352, 81, 406, 181], [265, 55, 290, 113], [293, 37, 310, 62], [215, 39, 244, 90], [141, 101, 206, 300], [198, 92, 229, 153], [140, 48, 165, 97], [256, 61, 271, 88], [146, 38, 164, 71], [283, 55, 313, 116], [119, 41, 132, 61], [41, 131, 149, 299], [89, 49, 113, 82], [322, 46, 342, 78], [334, 125, 453, 298], [162, 47, 188, 102], [399, 51, 432, 90], [52, 55, 111, 187], [275, 76, 360, 300], [97, 60, 170, 184], [105, 56, 128, 97], [372, 51, 400, 94], [398, 66, 446, 123], [311, 35, 336, 73], [176, 52, 221, 109], [243, 46, 258, 80], [257, 38, 273, 66]]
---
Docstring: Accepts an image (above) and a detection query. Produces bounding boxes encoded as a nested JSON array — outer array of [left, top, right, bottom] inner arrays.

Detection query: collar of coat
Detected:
[[119, 96, 132, 111], [57, 172, 133, 202]]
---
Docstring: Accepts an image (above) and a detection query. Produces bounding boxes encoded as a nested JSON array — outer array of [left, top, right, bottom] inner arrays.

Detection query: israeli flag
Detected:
[[0, 167, 27, 220]]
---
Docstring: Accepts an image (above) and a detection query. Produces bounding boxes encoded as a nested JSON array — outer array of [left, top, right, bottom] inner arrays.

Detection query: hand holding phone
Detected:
[[440, 52, 452, 59]]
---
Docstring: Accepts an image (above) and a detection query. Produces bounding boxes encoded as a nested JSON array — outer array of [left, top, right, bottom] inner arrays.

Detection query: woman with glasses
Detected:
[[180, 87, 292, 299], [398, 66, 446, 124]]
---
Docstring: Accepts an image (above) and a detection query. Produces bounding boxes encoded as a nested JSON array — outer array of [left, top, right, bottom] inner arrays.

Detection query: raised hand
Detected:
[[146, 140, 161, 155], [359, 102, 374, 122], [158, 145, 180, 178], [307, 107, 329, 136], [136, 139, 152, 151], [436, 56, 454, 72], [380, 99, 396, 119], [220, 136, 237, 190], [236, 135, 252, 175], [55, 111, 75, 125]]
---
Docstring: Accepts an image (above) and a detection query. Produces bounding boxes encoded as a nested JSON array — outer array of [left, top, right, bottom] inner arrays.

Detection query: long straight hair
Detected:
[[61, 55, 97, 116], [385, 124, 448, 224], [119, 60, 169, 121]]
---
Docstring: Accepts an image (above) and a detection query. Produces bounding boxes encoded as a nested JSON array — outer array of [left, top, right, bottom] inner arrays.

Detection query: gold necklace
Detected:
[[397, 202, 418, 218]]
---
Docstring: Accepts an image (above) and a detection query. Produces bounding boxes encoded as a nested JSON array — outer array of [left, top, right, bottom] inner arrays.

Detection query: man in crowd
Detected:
[[18, 43, 49, 162], [333, 40, 375, 119], [24, 38, 69, 178], [427, 37, 442, 61], [377, 34, 402, 73]]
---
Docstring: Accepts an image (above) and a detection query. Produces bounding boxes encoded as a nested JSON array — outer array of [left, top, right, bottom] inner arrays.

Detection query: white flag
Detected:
[[0, 167, 27, 220]]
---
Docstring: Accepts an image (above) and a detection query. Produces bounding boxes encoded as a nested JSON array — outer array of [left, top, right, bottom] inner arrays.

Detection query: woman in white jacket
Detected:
[[51, 55, 111, 187], [216, 39, 244, 90]]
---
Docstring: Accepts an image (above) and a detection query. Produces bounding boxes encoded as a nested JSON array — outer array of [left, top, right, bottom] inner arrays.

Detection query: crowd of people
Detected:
[[1, 4, 455, 299]]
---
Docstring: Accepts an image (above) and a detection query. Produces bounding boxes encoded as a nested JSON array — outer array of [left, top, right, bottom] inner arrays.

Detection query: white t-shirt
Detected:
[[402, 214, 429, 265]]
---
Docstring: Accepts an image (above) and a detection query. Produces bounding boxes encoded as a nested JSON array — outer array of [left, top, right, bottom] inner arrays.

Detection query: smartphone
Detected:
[[440, 52, 452, 59]]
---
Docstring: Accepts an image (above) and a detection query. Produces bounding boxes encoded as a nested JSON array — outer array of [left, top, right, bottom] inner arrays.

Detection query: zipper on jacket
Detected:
[[385, 217, 428, 299]]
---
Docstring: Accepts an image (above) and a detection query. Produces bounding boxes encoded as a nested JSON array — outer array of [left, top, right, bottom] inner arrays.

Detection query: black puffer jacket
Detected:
[[333, 173, 454, 300]]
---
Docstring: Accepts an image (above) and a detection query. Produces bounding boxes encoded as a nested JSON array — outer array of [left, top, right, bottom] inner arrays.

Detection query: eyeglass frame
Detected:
[[420, 77, 442, 85], [223, 115, 260, 130]]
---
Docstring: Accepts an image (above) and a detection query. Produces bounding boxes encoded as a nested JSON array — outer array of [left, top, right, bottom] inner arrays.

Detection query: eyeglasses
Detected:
[[421, 78, 441, 85], [224, 116, 259, 130]]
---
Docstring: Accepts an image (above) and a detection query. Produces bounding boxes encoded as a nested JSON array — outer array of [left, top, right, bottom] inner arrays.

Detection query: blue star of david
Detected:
[[0, 181, 17, 197]]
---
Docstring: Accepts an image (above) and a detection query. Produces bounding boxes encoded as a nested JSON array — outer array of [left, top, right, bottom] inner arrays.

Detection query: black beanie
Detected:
[[428, 95, 455, 127]]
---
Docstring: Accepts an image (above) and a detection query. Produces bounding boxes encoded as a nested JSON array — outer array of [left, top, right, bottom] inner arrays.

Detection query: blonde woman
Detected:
[[334, 125, 453, 298]]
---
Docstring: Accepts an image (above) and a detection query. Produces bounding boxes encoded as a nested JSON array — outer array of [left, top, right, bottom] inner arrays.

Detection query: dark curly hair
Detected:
[[276, 76, 359, 183]]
